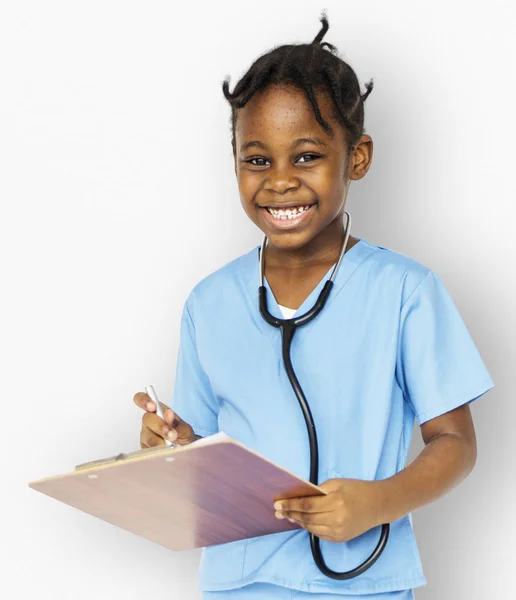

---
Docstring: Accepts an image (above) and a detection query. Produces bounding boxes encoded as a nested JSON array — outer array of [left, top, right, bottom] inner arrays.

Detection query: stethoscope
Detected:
[[258, 211, 389, 580]]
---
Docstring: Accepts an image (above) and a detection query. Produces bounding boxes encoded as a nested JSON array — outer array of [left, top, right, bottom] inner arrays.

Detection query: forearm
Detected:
[[376, 433, 476, 524]]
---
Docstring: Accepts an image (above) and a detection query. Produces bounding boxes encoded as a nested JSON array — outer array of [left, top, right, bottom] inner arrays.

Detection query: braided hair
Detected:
[[222, 10, 374, 155]]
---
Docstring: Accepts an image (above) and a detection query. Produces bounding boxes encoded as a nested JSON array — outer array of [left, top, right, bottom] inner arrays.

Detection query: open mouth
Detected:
[[260, 203, 317, 230]]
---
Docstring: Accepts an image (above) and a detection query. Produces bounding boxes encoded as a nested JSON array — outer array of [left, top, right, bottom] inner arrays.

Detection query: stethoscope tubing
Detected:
[[258, 212, 390, 580]]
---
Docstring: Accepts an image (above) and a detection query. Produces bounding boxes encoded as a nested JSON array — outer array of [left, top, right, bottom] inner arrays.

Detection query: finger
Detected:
[[163, 406, 181, 428], [274, 494, 331, 514], [149, 399, 178, 423], [143, 412, 177, 442], [141, 427, 167, 448], [161, 409, 192, 441], [133, 391, 155, 411], [273, 509, 338, 539], [276, 509, 333, 526]]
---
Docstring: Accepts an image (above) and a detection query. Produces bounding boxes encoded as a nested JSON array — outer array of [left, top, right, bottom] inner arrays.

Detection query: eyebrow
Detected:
[[240, 136, 327, 153]]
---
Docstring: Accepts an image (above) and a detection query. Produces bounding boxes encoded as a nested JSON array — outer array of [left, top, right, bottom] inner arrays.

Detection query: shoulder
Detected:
[[359, 238, 433, 306], [184, 245, 257, 314]]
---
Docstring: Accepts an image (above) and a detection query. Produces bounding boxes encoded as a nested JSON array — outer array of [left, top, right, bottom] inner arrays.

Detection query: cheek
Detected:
[[319, 161, 344, 184], [301, 160, 343, 189], [237, 173, 260, 203], [314, 167, 346, 200], [237, 183, 259, 221]]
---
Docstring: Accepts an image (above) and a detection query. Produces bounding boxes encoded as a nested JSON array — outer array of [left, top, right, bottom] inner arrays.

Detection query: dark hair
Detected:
[[222, 10, 374, 155]]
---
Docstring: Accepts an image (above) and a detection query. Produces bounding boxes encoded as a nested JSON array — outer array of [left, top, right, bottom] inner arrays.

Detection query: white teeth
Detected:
[[266, 205, 313, 220]]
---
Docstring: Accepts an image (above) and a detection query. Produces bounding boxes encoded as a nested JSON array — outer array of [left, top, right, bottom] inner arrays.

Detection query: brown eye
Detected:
[[246, 153, 321, 167], [297, 154, 320, 163], [247, 157, 268, 166]]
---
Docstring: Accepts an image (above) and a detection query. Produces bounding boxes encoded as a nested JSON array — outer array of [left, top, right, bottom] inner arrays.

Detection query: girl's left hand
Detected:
[[273, 478, 386, 543]]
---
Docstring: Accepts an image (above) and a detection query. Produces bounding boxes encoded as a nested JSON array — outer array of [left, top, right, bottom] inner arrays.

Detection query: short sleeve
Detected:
[[396, 270, 495, 426], [169, 299, 220, 437]]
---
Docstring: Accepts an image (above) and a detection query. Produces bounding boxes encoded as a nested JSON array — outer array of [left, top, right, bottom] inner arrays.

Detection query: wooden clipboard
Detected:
[[28, 432, 326, 551]]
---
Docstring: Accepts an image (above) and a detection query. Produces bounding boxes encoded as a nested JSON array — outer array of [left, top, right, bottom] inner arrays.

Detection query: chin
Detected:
[[262, 230, 315, 249]]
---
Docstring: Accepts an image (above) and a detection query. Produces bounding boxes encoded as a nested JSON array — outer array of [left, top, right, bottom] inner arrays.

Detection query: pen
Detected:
[[145, 384, 175, 448]]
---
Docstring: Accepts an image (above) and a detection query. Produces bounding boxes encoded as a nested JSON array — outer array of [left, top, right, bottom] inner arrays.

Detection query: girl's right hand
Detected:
[[133, 391, 198, 448]]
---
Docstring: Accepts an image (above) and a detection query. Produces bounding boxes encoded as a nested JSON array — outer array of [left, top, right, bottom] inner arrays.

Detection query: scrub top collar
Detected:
[[239, 236, 377, 350]]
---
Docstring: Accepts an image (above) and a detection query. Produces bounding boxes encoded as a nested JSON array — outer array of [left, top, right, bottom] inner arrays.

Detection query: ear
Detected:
[[348, 135, 373, 181]]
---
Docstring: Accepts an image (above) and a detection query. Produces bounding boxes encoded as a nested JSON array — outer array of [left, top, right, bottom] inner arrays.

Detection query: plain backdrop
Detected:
[[1, 1, 514, 598]]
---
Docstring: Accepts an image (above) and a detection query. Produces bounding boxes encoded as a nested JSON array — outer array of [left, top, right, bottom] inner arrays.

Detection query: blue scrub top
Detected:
[[170, 237, 495, 595]]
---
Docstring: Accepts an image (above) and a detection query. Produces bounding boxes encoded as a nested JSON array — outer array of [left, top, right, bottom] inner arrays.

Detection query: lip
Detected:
[[260, 203, 317, 231]]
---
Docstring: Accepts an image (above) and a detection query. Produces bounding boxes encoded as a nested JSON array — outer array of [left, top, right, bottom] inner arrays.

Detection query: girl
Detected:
[[134, 11, 494, 600]]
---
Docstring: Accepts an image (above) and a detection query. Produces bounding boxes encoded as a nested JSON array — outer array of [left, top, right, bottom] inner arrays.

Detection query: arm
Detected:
[[273, 403, 479, 542], [376, 403, 477, 524]]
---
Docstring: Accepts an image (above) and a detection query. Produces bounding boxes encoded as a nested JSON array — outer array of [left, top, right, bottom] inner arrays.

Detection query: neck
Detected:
[[263, 217, 353, 270]]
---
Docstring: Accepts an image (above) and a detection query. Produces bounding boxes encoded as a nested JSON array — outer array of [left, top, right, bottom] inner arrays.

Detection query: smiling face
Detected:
[[233, 83, 373, 266]]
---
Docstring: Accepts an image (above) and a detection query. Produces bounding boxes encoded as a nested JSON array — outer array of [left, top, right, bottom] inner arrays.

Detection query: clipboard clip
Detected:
[[75, 444, 174, 471]]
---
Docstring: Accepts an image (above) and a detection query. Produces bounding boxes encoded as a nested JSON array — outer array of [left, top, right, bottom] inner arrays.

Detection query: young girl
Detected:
[[134, 11, 494, 599]]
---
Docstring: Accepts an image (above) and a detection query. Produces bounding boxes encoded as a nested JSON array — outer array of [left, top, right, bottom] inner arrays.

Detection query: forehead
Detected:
[[235, 84, 343, 146]]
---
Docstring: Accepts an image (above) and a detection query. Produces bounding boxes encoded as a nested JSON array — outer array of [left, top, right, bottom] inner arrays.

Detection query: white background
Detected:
[[1, 1, 514, 598]]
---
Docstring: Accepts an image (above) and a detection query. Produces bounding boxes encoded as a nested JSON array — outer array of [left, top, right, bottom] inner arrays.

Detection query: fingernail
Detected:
[[288, 518, 296, 523], [274, 501, 282, 510], [146, 402, 154, 410], [275, 511, 284, 519], [167, 430, 176, 440]]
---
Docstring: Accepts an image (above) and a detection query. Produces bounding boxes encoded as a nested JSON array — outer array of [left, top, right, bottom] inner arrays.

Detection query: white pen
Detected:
[[145, 384, 175, 448]]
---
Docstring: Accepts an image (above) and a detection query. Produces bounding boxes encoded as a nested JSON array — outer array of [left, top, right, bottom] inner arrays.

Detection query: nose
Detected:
[[262, 164, 301, 195]]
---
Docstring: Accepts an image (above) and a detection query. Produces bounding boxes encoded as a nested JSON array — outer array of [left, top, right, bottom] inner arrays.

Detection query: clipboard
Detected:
[[28, 432, 326, 551]]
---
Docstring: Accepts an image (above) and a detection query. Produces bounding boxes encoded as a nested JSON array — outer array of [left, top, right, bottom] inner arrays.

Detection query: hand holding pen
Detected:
[[133, 385, 201, 449]]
